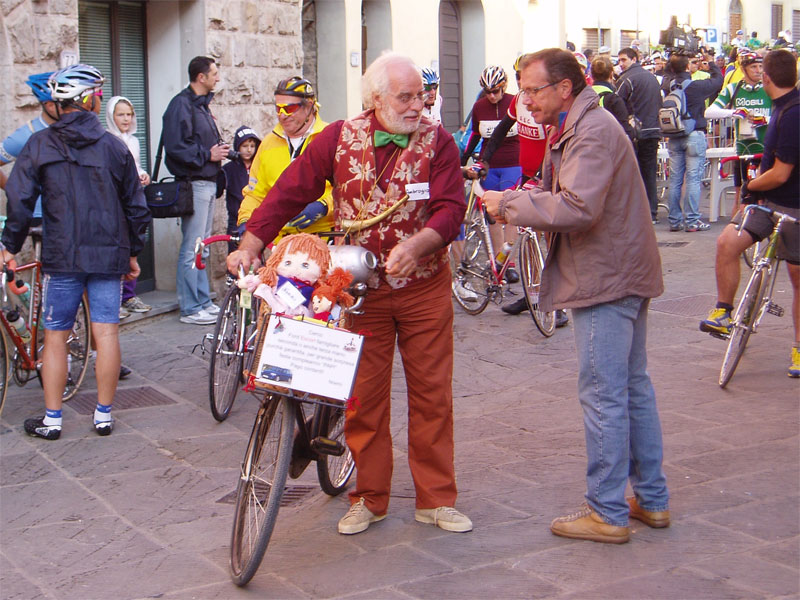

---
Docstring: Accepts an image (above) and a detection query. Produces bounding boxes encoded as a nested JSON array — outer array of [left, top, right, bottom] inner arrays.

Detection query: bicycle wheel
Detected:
[[742, 240, 761, 269], [0, 331, 8, 417], [64, 298, 91, 401], [315, 404, 354, 495], [519, 232, 555, 337], [209, 285, 245, 421], [230, 395, 295, 586], [449, 216, 491, 315], [719, 269, 765, 388]]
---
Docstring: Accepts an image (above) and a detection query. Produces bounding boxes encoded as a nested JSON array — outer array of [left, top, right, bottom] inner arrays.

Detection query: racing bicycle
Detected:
[[717, 204, 798, 388]]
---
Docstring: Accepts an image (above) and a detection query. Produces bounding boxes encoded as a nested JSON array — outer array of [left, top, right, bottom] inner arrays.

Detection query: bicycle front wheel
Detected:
[[0, 331, 8, 417], [315, 404, 354, 495], [449, 216, 491, 315], [230, 395, 295, 586], [519, 232, 555, 337], [719, 269, 764, 388], [742, 240, 761, 269], [210, 285, 245, 422]]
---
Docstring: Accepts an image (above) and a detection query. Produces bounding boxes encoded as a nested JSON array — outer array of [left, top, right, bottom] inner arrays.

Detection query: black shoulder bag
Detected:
[[144, 134, 194, 218]]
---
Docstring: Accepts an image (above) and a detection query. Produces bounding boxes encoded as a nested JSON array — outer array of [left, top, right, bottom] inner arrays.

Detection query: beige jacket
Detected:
[[499, 86, 663, 311]]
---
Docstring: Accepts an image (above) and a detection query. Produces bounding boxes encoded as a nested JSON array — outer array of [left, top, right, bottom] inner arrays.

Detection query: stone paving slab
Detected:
[[1, 208, 798, 599]]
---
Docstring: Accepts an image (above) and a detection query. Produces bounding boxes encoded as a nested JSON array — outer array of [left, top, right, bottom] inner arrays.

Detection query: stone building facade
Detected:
[[1, 0, 304, 298]]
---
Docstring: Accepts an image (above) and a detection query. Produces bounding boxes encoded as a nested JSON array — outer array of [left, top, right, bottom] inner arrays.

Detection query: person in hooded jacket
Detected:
[[1, 64, 150, 440], [216, 126, 260, 252], [106, 95, 152, 316]]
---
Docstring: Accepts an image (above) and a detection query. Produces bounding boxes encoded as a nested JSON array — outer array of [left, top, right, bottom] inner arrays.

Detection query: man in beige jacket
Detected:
[[485, 49, 669, 544]]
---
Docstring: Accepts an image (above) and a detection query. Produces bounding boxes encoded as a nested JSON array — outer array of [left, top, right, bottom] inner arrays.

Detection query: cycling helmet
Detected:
[[738, 51, 762, 67], [26, 71, 55, 102], [48, 63, 104, 102], [274, 76, 316, 99], [421, 67, 440, 86], [479, 65, 507, 90], [573, 52, 588, 70]]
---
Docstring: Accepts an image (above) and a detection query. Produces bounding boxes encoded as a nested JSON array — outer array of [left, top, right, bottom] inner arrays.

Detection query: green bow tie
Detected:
[[374, 130, 409, 148]]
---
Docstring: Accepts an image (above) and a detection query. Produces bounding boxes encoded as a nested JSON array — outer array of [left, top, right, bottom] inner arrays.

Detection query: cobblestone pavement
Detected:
[[1, 217, 798, 599]]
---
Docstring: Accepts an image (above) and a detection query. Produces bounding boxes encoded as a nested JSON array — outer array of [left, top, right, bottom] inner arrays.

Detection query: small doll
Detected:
[[248, 234, 331, 317], [311, 267, 355, 323]]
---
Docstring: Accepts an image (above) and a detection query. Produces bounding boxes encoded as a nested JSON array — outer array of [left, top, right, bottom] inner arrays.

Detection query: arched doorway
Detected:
[[438, 1, 462, 131], [729, 0, 743, 44]]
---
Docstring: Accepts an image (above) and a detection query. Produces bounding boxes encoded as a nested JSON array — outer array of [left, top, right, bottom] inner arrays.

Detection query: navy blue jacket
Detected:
[[615, 62, 663, 139], [162, 86, 222, 180], [2, 111, 151, 275], [662, 64, 723, 132]]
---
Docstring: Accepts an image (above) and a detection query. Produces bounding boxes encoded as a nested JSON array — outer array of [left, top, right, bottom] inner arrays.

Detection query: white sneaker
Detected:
[[179, 309, 216, 325], [415, 506, 473, 532], [204, 303, 220, 315], [338, 497, 386, 535], [453, 280, 478, 303]]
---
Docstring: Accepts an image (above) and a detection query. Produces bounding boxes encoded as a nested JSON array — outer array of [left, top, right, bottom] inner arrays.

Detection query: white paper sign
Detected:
[[255, 317, 364, 401], [405, 182, 430, 201]]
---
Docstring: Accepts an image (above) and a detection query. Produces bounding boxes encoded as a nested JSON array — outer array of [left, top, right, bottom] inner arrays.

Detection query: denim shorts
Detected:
[[731, 202, 799, 265], [42, 273, 122, 330]]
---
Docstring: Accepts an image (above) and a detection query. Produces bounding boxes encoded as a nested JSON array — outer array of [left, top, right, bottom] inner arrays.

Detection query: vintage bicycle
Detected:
[[228, 244, 375, 586], [0, 226, 91, 414], [719, 153, 763, 267], [716, 204, 798, 388], [449, 176, 556, 336]]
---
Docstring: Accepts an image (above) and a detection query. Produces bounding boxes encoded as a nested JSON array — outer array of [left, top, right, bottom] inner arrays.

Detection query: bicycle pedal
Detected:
[[766, 302, 784, 317], [708, 331, 729, 341], [310, 436, 345, 457]]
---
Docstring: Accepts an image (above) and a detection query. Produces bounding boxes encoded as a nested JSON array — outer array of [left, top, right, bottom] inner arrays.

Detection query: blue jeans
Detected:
[[571, 296, 669, 526], [176, 180, 216, 316], [667, 130, 706, 227]]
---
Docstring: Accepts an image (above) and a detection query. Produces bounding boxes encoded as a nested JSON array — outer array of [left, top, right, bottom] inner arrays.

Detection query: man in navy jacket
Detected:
[[1, 64, 150, 440]]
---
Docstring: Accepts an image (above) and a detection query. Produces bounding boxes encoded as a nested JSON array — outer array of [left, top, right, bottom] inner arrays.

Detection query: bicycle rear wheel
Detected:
[[210, 285, 245, 421], [719, 269, 764, 388], [315, 404, 354, 495], [35, 296, 90, 401], [449, 215, 491, 315], [230, 395, 295, 586], [519, 232, 555, 337]]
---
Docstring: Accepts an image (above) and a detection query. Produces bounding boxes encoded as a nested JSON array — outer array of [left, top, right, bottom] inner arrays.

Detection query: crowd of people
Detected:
[[0, 31, 797, 547]]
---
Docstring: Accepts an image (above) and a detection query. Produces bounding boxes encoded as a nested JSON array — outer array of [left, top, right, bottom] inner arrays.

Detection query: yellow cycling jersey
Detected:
[[238, 117, 334, 239]]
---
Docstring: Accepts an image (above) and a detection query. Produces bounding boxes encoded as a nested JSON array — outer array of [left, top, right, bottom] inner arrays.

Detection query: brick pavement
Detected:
[[1, 216, 798, 599]]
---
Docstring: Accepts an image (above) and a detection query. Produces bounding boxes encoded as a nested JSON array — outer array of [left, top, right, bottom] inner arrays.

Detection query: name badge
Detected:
[[405, 182, 430, 201], [276, 281, 306, 309]]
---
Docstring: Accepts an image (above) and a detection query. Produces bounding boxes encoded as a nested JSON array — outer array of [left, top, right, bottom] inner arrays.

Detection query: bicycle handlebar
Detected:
[[719, 153, 762, 179], [738, 203, 799, 237], [194, 234, 240, 270]]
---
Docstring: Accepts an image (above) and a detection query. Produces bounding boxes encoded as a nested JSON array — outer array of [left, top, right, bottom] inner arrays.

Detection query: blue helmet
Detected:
[[26, 71, 55, 102], [48, 63, 105, 102], [421, 67, 440, 86]]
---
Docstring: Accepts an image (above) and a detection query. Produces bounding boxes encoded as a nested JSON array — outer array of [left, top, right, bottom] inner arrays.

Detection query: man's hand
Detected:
[[0, 248, 13, 272], [139, 172, 151, 186], [739, 181, 761, 205], [385, 228, 444, 279], [483, 190, 506, 224], [125, 257, 141, 281], [226, 231, 265, 275], [210, 143, 231, 163], [287, 201, 328, 229]]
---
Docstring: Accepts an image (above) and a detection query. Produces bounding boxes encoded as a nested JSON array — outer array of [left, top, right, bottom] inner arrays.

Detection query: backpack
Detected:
[[658, 79, 696, 136]]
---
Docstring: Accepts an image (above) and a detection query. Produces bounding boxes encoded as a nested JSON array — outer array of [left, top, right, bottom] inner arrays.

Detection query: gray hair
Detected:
[[361, 52, 419, 109]]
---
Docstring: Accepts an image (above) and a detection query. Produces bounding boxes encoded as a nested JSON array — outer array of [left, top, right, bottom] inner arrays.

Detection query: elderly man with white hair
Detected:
[[227, 53, 471, 536]]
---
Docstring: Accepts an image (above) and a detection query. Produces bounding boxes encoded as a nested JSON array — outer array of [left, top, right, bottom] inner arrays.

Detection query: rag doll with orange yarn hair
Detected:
[[311, 267, 354, 323], [239, 233, 330, 317]]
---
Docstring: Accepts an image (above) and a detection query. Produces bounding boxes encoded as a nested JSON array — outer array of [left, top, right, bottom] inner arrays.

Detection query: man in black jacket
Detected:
[[162, 56, 230, 325], [1, 64, 150, 440], [663, 52, 722, 232], [617, 48, 664, 223]]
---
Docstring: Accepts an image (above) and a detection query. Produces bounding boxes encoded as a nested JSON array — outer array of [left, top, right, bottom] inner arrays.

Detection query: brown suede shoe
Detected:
[[627, 496, 671, 528], [550, 505, 630, 544]]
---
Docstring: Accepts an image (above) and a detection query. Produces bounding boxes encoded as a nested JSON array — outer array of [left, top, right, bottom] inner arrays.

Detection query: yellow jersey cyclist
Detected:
[[237, 77, 334, 241]]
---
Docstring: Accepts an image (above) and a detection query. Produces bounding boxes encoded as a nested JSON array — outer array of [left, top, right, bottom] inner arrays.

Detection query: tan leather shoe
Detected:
[[627, 496, 671, 528], [550, 505, 630, 544]]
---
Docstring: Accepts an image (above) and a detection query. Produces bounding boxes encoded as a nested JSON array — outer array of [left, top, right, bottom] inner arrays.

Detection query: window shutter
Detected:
[[78, 2, 113, 117], [118, 2, 149, 171]]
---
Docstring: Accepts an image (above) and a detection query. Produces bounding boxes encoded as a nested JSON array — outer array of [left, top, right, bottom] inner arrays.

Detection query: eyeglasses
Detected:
[[392, 92, 426, 105], [275, 102, 304, 116], [520, 81, 557, 98]]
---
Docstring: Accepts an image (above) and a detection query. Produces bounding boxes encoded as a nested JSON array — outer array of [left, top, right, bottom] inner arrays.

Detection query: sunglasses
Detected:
[[275, 102, 304, 116], [485, 86, 504, 95], [82, 89, 103, 103], [423, 84, 438, 91]]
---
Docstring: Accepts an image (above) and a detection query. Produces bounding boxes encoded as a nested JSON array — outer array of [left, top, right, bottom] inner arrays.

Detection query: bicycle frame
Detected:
[[1, 259, 43, 372]]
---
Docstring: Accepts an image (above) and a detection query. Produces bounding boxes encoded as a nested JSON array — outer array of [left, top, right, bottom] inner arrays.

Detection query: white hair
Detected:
[[361, 52, 419, 109]]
